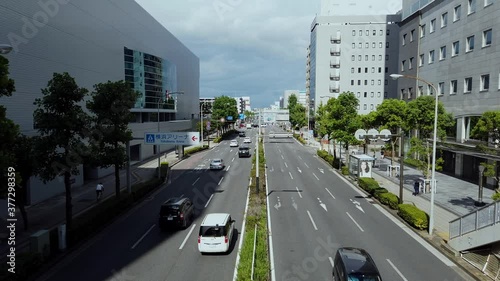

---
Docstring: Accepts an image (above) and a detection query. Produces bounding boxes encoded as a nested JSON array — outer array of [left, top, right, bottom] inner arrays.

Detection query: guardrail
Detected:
[[269, 133, 292, 138], [449, 201, 500, 239]]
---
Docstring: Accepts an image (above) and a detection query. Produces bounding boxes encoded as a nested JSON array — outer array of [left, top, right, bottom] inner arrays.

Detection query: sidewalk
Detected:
[[0, 140, 219, 257]]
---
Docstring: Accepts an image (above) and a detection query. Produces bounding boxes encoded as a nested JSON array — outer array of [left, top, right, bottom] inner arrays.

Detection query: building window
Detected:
[[402, 33, 407, 45], [410, 29, 415, 42], [371, 80, 374, 85], [357, 92, 361, 98], [377, 92, 381, 97], [452, 41, 460, 56], [370, 104, 374, 110], [365, 67, 368, 73], [466, 35, 475, 52], [380, 29, 383, 35], [371, 67, 375, 73], [372, 42, 376, 48], [370, 92, 374, 97], [378, 79, 382, 85], [364, 104, 367, 110], [365, 55, 369, 61], [418, 86, 423, 97], [378, 67, 382, 73], [373, 30, 376, 36], [386, 55, 389, 61], [351, 67, 355, 73], [352, 30, 356, 36], [365, 42, 369, 48], [386, 42, 389, 48], [438, 82, 445, 95], [366, 30, 369, 36], [481, 74, 490, 91], [420, 24, 426, 37], [439, 46, 447, 60], [429, 50, 435, 63], [352, 43, 356, 49], [430, 18, 436, 32], [372, 55, 375, 61], [359, 42, 363, 48], [364, 92, 367, 97], [358, 67, 362, 73], [400, 89, 405, 99], [385, 79, 388, 85], [419, 54, 424, 66], [468, 0, 476, 14], [485, 0, 493, 7], [441, 13, 448, 27], [364, 80, 368, 85], [351, 80, 355, 86], [464, 77, 473, 93], [359, 30, 362, 36], [428, 85, 433, 95], [483, 29, 492, 47], [454, 5, 462, 22], [358, 80, 361, 85], [450, 80, 457, 95], [379, 55, 382, 61], [351, 55, 355, 61], [409, 57, 414, 69], [358, 55, 362, 61], [379, 42, 383, 48], [387, 29, 390, 35], [408, 87, 413, 99], [401, 60, 406, 71]]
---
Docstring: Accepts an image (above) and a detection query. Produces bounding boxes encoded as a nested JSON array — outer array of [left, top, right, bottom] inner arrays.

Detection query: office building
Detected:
[[0, 0, 199, 204], [235, 96, 251, 113]]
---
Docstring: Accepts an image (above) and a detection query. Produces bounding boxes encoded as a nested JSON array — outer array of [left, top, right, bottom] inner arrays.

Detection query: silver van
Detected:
[[197, 213, 235, 254]]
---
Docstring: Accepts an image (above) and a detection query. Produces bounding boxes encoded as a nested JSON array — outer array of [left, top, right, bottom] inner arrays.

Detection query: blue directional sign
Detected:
[[239, 114, 245, 120], [144, 132, 200, 145], [227, 116, 233, 121], [145, 133, 155, 144]]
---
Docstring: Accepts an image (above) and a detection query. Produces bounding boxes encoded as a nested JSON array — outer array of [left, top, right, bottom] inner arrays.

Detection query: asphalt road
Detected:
[[36, 129, 256, 281], [264, 125, 470, 281]]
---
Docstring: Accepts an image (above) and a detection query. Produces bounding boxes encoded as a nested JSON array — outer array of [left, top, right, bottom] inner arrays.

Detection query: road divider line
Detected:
[[289, 172, 293, 180], [298, 156, 302, 160], [312, 173, 320, 180], [284, 162, 288, 168], [304, 163, 309, 168], [232, 157, 235, 162], [179, 224, 197, 250], [306, 210, 318, 231], [325, 188, 336, 199], [346, 212, 364, 232], [281, 154, 284, 160], [386, 259, 408, 281], [204, 194, 214, 208], [218, 177, 224, 185], [329, 257, 334, 267], [226, 165, 231, 171], [192, 177, 200, 186], [233, 183, 252, 280], [131, 224, 155, 249], [296, 186, 303, 198]]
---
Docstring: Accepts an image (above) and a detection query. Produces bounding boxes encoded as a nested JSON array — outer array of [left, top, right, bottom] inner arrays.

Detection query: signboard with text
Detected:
[[144, 132, 200, 145], [227, 116, 233, 121]]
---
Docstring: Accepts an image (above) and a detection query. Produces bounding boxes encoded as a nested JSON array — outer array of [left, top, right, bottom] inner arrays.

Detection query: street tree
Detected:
[[212, 96, 238, 133], [405, 96, 454, 180], [315, 102, 330, 139], [87, 80, 139, 198], [357, 111, 378, 155], [290, 103, 307, 130], [287, 94, 298, 110], [470, 111, 500, 142], [33, 72, 89, 233]]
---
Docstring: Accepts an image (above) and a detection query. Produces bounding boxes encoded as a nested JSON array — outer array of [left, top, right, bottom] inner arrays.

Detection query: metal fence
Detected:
[[450, 201, 500, 239]]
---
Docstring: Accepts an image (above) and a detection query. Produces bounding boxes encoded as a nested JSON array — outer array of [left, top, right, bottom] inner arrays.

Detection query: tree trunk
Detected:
[[64, 171, 73, 233], [332, 138, 337, 160], [426, 141, 431, 179], [115, 164, 120, 198]]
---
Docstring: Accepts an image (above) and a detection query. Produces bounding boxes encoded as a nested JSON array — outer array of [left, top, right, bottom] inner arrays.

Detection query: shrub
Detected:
[[378, 192, 400, 209], [213, 136, 222, 143], [155, 162, 169, 181], [317, 150, 328, 158], [373, 188, 388, 199], [492, 192, 500, 201], [293, 134, 307, 144], [358, 178, 379, 195], [397, 204, 429, 230], [341, 166, 349, 175], [404, 158, 420, 168], [184, 145, 209, 156]]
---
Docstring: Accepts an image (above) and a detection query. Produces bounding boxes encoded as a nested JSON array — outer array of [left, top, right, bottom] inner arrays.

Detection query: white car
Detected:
[[198, 213, 235, 254], [230, 140, 238, 147], [243, 137, 251, 143]]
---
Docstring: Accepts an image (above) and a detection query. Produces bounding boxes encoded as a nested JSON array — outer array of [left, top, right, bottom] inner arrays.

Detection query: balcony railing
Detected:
[[449, 201, 500, 239]]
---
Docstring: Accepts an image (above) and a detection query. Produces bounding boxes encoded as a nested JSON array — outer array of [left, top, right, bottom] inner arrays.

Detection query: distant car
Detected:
[[239, 131, 246, 137], [332, 247, 382, 281], [159, 197, 194, 230], [243, 137, 251, 143], [246, 124, 252, 129], [210, 159, 225, 170], [238, 146, 250, 158], [230, 140, 238, 147]]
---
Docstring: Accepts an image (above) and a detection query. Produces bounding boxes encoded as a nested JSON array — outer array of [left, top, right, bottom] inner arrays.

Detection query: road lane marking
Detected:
[[346, 212, 364, 232], [386, 259, 408, 281], [204, 194, 214, 208], [179, 224, 197, 250], [131, 224, 155, 249], [298, 156, 303, 160], [306, 210, 318, 230], [304, 163, 309, 168], [281, 154, 284, 160], [329, 257, 334, 267], [325, 188, 336, 199], [226, 165, 231, 171], [296, 186, 302, 198], [218, 177, 224, 185], [318, 198, 327, 211], [234, 189, 252, 281], [312, 173, 320, 180], [232, 157, 235, 162], [289, 172, 293, 180], [192, 177, 200, 186], [284, 162, 288, 168], [297, 167, 302, 173], [230, 149, 233, 152]]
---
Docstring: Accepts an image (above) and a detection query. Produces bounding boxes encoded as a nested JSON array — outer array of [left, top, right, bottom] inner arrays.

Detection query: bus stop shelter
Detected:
[[349, 154, 375, 179]]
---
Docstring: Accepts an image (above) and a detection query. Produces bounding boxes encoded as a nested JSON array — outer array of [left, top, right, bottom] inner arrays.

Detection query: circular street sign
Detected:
[[379, 129, 392, 141], [367, 129, 380, 141], [354, 129, 367, 141], [220, 118, 225, 123]]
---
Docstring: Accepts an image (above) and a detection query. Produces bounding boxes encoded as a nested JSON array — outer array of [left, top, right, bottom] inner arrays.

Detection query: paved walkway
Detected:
[[0, 140, 219, 258], [306, 138, 496, 240]]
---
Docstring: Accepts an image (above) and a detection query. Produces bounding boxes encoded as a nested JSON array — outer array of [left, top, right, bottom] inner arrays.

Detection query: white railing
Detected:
[[449, 200, 500, 239]]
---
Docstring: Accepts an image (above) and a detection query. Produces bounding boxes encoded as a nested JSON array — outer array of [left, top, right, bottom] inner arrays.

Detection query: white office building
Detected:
[[234, 96, 251, 113], [0, 0, 199, 204]]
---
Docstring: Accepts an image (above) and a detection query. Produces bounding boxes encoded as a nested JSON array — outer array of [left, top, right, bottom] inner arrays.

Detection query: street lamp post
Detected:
[[390, 73, 439, 235], [477, 165, 486, 206], [0, 44, 13, 54]]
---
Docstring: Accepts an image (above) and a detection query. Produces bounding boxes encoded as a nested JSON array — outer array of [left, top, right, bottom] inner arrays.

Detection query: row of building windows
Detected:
[[350, 67, 389, 74], [357, 104, 380, 111], [401, 28, 493, 71], [352, 54, 390, 62], [356, 91, 388, 98], [351, 79, 389, 86], [352, 42, 390, 49], [352, 29, 390, 36]]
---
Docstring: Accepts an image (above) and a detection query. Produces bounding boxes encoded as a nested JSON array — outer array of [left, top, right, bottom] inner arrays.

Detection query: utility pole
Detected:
[[256, 109, 261, 194]]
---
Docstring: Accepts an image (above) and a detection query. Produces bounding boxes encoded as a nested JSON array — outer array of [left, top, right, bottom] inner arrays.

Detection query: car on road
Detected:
[[158, 197, 194, 230], [246, 124, 252, 129], [230, 140, 238, 147], [243, 137, 251, 143], [239, 131, 246, 137], [210, 158, 225, 170], [198, 213, 235, 254], [238, 146, 250, 158], [332, 247, 382, 281]]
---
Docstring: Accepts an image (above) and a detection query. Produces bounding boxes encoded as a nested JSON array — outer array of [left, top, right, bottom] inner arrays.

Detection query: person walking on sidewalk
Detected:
[[96, 182, 104, 201], [413, 180, 420, 196]]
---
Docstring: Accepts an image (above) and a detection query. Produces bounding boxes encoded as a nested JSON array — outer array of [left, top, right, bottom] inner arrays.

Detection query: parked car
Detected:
[[198, 213, 235, 254], [210, 159, 225, 170], [332, 247, 382, 281], [230, 140, 238, 147], [238, 146, 250, 158], [243, 137, 251, 143], [159, 197, 194, 230]]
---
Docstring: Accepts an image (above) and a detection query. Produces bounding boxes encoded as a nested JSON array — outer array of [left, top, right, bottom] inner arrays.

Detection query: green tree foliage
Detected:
[[315, 102, 329, 139], [479, 161, 500, 192], [212, 96, 238, 132], [287, 94, 307, 129], [329, 92, 360, 153], [33, 72, 89, 232], [86, 80, 138, 198], [471, 111, 500, 142], [287, 94, 298, 110], [407, 137, 444, 178]]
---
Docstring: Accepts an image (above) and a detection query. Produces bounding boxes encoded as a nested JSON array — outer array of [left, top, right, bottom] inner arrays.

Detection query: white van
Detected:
[[246, 124, 252, 129], [198, 213, 235, 254]]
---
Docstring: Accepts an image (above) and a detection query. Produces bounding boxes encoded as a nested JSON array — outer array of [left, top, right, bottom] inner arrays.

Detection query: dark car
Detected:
[[159, 197, 194, 230], [239, 131, 246, 137], [332, 247, 382, 281], [238, 146, 251, 158]]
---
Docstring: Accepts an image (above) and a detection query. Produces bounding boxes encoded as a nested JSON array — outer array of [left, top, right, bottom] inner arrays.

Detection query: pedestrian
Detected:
[[413, 181, 419, 196], [96, 182, 104, 201]]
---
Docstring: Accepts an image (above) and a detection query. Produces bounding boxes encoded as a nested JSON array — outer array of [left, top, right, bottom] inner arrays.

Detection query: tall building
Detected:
[[283, 90, 300, 108], [0, 0, 199, 204], [235, 96, 251, 113], [308, 14, 401, 114], [298, 90, 308, 108], [397, 0, 500, 143], [321, 0, 400, 16]]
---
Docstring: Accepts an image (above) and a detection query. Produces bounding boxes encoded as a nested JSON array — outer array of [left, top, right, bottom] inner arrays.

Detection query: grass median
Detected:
[[236, 137, 270, 281]]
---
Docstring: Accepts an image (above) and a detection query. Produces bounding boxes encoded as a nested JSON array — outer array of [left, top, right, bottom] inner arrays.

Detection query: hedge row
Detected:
[[184, 145, 209, 156], [293, 133, 307, 144], [357, 178, 429, 229], [213, 129, 238, 143], [316, 150, 342, 169]]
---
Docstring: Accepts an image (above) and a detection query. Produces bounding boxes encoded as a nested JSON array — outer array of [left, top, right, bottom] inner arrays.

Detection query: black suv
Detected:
[[238, 146, 251, 158], [332, 247, 382, 281], [239, 131, 246, 137], [159, 197, 194, 230]]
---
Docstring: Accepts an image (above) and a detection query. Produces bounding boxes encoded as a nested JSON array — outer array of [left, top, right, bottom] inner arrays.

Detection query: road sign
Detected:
[[144, 132, 200, 145], [227, 116, 233, 121], [239, 114, 245, 120]]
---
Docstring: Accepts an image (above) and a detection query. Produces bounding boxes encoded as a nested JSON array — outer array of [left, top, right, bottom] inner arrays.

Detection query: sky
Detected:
[[134, 0, 402, 108]]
